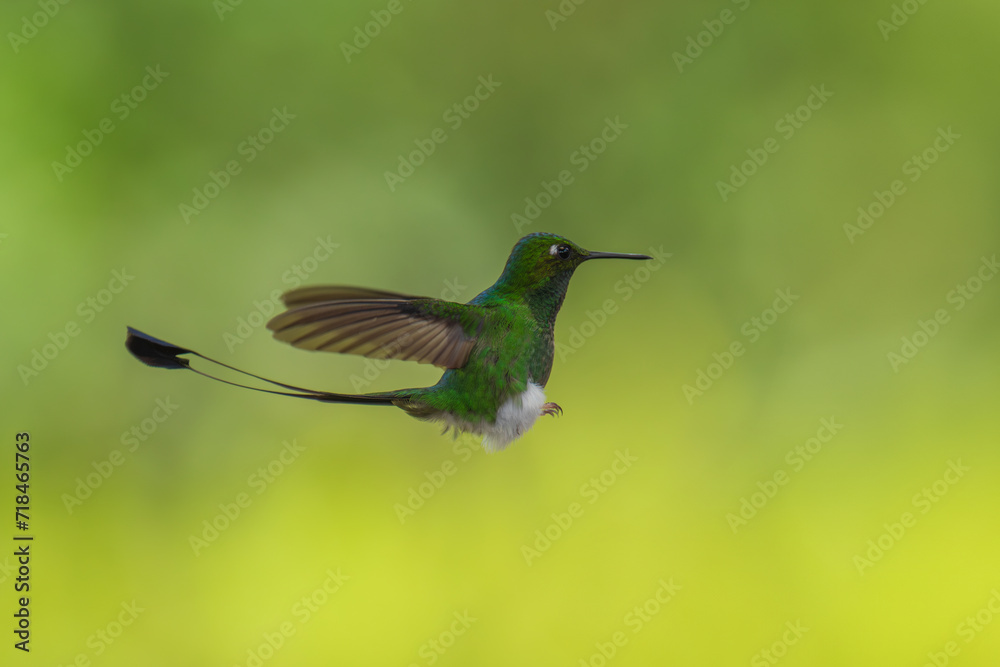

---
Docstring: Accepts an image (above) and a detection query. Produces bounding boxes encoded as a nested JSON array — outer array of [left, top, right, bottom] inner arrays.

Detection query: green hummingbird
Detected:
[[126, 232, 651, 451]]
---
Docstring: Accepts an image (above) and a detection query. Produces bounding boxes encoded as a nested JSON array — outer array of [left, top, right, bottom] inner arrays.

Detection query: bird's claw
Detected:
[[541, 402, 563, 417]]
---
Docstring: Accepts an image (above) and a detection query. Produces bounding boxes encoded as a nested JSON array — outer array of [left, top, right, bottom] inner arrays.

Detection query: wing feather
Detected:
[[281, 286, 420, 307], [266, 288, 481, 369]]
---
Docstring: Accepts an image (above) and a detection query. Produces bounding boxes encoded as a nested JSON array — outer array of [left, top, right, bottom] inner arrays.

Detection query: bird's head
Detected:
[[493, 232, 651, 297]]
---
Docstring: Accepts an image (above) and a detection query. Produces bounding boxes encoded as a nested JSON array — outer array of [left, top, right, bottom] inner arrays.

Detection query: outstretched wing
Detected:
[[280, 285, 422, 307], [267, 286, 483, 369]]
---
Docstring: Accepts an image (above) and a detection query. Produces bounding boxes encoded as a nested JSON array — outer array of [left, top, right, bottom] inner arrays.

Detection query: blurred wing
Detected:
[[267, 288, 481, 369]]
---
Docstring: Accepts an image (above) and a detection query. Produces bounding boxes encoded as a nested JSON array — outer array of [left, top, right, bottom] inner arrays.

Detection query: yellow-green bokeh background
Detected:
[[3, 0, 999, 665]]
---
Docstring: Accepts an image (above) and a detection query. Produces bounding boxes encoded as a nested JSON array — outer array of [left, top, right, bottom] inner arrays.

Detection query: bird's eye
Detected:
[[555, 244, 572, 260]]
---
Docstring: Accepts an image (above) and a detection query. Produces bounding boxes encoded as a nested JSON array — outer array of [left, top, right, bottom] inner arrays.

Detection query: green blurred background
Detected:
[[3, 0, 999, 664]]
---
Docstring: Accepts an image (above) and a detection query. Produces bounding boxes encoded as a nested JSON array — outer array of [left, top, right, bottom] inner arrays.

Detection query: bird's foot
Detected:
[[541, 402, 563, 417]]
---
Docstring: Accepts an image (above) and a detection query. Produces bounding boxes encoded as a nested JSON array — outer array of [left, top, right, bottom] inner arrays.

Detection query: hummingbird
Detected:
[[126, 232, 651, 451]]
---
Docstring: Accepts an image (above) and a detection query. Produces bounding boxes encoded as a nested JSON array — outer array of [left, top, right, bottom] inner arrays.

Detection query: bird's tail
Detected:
[[125, 327, 402, 405]]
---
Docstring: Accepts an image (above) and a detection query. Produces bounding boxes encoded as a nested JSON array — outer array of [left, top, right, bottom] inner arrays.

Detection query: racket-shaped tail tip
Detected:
[[125, 326, 193, 370]]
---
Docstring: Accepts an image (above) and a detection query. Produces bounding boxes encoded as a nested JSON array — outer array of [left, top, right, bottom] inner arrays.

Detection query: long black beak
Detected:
[[584, 251, 652, 261]]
